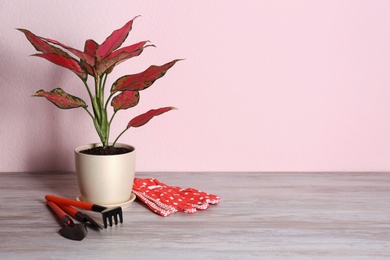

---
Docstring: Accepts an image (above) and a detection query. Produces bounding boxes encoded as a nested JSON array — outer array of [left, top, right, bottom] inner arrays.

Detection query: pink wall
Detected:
[[1, 0, 390, 172]]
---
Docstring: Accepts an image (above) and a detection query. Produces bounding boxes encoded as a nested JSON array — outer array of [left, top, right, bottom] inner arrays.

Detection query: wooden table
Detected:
[[1, 172, 389, 259]]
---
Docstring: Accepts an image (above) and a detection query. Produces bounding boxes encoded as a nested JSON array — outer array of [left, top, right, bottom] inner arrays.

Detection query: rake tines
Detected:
[[91, 205, 123, 228]]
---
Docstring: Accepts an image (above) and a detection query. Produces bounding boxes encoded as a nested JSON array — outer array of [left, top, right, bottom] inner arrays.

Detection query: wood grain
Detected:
[[0, 172, 389, 259]]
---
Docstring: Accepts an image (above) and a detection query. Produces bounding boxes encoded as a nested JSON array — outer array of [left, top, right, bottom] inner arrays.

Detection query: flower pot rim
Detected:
[[75, 143, 135, 156]]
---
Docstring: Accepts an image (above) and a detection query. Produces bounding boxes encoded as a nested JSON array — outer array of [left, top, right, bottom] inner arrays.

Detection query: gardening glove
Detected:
[[132, 178, 220, 217], [132, 178, 180, 216], [145, 178, 221, 213]]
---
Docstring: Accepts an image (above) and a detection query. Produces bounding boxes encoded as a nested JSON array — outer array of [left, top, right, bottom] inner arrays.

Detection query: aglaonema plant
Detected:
[[18, 16, 180, 151]]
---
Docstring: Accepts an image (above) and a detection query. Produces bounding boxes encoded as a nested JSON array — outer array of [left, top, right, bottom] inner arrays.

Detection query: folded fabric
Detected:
[[132, 178, 220, 217]]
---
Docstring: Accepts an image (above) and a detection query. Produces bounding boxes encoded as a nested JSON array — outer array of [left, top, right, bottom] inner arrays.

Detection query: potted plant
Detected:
[[18, 16, 180, 207]]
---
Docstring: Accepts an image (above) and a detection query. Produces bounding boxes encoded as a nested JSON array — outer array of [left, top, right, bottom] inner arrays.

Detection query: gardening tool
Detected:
[[45, 195, 123, 228], [46, 200, 87, 241], [58, 204, 103, 230]]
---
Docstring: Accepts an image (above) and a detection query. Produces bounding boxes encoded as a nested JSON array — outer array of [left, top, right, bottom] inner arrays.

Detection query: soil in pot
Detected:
[[80, 146, 134, 155]]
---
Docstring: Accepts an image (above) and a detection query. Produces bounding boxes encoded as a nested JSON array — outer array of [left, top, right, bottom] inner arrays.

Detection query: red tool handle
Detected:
[[45, 195, 94, 210], [58, 204, 79, 218], [47, 200, 67, 218], [46, 200, 73, 226]]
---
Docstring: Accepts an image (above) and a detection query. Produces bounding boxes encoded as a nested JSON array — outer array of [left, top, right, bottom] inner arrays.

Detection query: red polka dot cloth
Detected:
[[132, 178, 221, 216]]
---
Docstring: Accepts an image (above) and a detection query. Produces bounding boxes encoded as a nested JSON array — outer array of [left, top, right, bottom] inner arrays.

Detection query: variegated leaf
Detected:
[[80, 60, 95, 76], [96, 16, 140, 61], [33, 53, 87, 80], [19, 29, 87, 79], [41, 37, 95, 66], [80, 39, 99, 76], [97, 41, 152, 75], [18, 29, 59, 54], [84, 39, 99, 66], [84, 39, 98, 57], [127, 107, 176, 128], [111, 59, 181, 93], [111, 91, 140, 112], [33, 88, 87, 109]]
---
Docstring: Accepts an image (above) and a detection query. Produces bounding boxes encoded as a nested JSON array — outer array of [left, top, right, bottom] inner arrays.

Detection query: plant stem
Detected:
[[92, 73, 110, 147], [101, 74, 108, 92], [83, 107, 95, 120], [109, 110, 117, 126], [112, 127, 129, 147], [82, 79, 93, 102], [104, 92, 115, 110], [99, 75, 105, 108], [83, 80, 104, 139]]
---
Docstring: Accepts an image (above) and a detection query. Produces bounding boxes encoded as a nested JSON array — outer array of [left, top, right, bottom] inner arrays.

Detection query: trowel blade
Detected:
[[59, 223, 87, 241]]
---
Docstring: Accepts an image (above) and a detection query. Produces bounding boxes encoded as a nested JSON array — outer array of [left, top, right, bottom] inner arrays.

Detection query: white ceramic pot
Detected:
[[74, 143, 136, 206]]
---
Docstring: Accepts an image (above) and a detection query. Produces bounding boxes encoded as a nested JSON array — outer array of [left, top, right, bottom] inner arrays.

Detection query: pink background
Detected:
[[1, 0, 390, 172]]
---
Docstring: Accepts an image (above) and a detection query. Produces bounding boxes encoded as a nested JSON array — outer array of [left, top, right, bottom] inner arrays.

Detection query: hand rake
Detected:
[[45, 194, 123, 228]]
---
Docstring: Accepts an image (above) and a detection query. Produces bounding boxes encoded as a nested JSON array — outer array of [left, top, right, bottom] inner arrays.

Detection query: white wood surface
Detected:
[[1, 172, 389, 259]]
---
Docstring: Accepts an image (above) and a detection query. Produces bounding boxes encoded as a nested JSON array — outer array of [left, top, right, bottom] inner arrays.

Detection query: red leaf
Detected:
[[18, 29, 56, 53], [33, 53, 87, 79], [41, 37, 95, 66], [19, 28, 88, 79], [127, 107, 176, 128], [96, 16, 140, 61], [111, 91, 140, 112], [18, 29, 67, 55], [80, 60, 95, 76], [97, 41, 152, 75], [84, 39, 98, 62], [33, 88, 87, 109], [106, 41, 149, 59], [82, 40, 99, 76], [111, 59, 181, 93]]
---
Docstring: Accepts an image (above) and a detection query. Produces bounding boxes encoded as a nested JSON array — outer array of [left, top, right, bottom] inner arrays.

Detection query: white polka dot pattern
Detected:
[[132, 178, 221, 216]]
